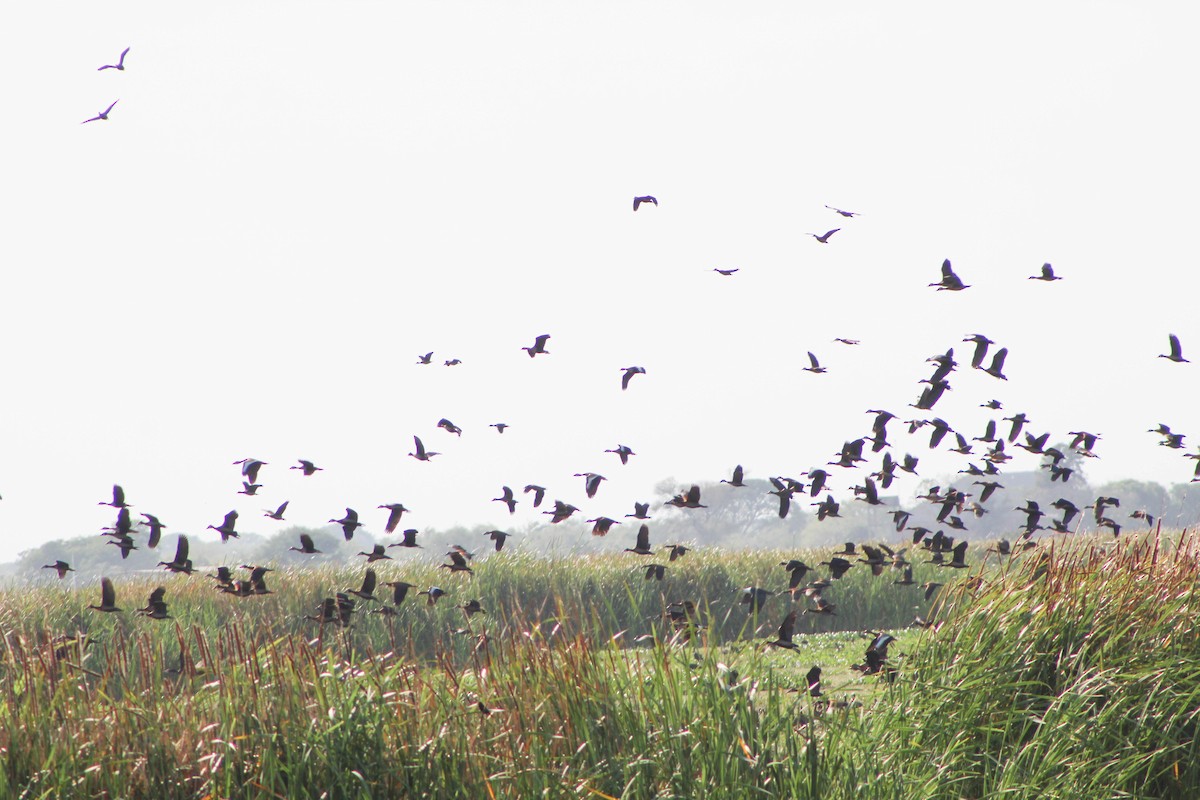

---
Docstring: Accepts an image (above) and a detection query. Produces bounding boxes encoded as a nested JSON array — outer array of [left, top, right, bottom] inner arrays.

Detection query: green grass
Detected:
[[1, 536, 1198, 798]]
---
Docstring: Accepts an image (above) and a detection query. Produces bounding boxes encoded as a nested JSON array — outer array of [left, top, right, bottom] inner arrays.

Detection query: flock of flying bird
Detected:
[[63, 51, 1197, 683]]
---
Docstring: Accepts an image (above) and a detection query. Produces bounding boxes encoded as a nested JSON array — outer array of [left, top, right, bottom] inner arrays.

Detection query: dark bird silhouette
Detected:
[[664, 544, 690, 561], [264, 501, 290, 521], [522, 334, 551, 357], [140, 513, 165, 548], [1004, 413, 1030, 443], [290, 533, 321, 554], [239, 481, 261, 496], [89, 577, 121, 613], [42, 560, 74, 579], [625, 524, 654, 555], [233, 458, 267, 484], [633, 195, 658, 211], [378, 503, 410, 533], [964, 334, 994, 369], [444, 358, 462, 366], [803, 352, 827, 374], [1052, 499, 1081, 529], [437, 418, 463, 436], [766, 611, 800, 650], [930, 259, 969, 290], [388, 528, 422, 549], [829, 438, 866, 468], [807, 228, 840, 244], [420, 587, 447, 605], [385, 581, 417, 605], [416, 352, 433, 365], [665, 485, 706, 509], [1160, 334, 1189, 363], [854, 477, 883, 506], [459, 599, 486, 617], [158, 536, 192, 574], [941, 541, 969, 569], [490, 423, 509, 433], [483, 530, 512, 551], [208, 511, 239, 542], [740, 587, 773, 614], [721, 465, 747, 487], [808, 469, 829, 496], [349, 568, 379, 601], [1029, 263, 1062, 281], [493, 486, 517, 514], [813, 495, 841, 521], [544, 501, 580, 523], [806, 666, 823, 697], [713, 268, 739, 276], [625, 502, 651, 520], [357, 544, 392, 563], [98, 47, 131, 71], [825, 205, 860, 217], [620, 366, 646, 390], [820, 556, 852, 579], [804, 596, 837, 616], [643, 564, 666, 581], [409, 436, 441, 461], [99, 484, 131, 509], [523, 485, 546, 508], [982, 347, 1009, 380], [576, 472, 607, 498], [589, 517, 621, 536], [137, 587, 170, 620], [605, 444, 636, 465], [291, 459, 323, 475], [329, 508, 362, 541], [82, 100, 119, 124], [921, 582, 943, 601]]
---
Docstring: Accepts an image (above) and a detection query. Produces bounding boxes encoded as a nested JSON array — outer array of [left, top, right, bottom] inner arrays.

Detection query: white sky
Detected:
[[2, 3, 1198, 561]]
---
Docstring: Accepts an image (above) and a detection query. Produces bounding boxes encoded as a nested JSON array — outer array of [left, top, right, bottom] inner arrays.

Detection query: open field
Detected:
[[2, 534, 1199, 799]]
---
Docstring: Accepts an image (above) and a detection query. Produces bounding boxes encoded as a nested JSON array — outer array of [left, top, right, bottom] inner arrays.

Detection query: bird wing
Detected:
[[223, 510, 238, 528], [414, 436, 427, 457], [300, 533, 314, 550], [101, 577, 116, 607], [636, 524, 650, 551], [174, 536, 189, 563], [1170, 334, 1183, 358], [361, 568, 377, 594], [103, 99, 119, 114]]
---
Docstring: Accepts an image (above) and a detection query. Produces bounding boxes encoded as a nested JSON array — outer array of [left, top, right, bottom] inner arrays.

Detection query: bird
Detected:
[[98, 48, 131, 71], [545, 501, 580, 523], [930, 259, 969, 290], [409, 436, 441, 461], [82, 100, 119, 124], [820, 556, 852, 579], [264, 501, 290, 521], [626, 502, 652, 519], [378, 503, 410, 533], [643, 564, 667, 581], [357, 545, 392, 563], [384, 581, 417, 606], [1159, 334, 1189, 363], [444, 359, 462, 366], [388, 529, 422, 549], [493, 486, 517, 514], [813, 495, 840, 521], [807, 229, 840, 244], [804, 596, 837, 616], [834, 338, 860, 345], [766, 611, 800, 650], [633, 195, 658, 211], [625, 524, 654, 555], [233, 458, 267, 483], [99, 484, 131, 508], [437, 418, 463, 436], [348, 569, 379, 602], [490, 423, 509, 434], [139, 513, 165, 548], [329, 509, 362, 541], [416, 352, 433, 365], [459, 599, 486, 617], [721, 465, 747, 487], [805, 666, 823, 697], [941, 541, 970, 569], [207, 511, 239, 542], [575, 472, 607, 499], [589, 517, 621, 536], [803, 352, 827, 374], [713, 268, 739, 276], [419, 587, 447, 605], [740, 587, 773, 613], [1029, 263, 1062, 281], [523, 485, 546, 508], [522, 334, 551, 357], [964, 334, 994, 369], [981, 347, 1009, 380], [664, 544, 690, 562], [88, 577, 121, 613], [665, 485, 706, 509], [136, 587, 170, 620], [239, 482, 262, 496], [289, 533, 321, 554], [620, 366, 646, 390], [605, 444, 636, 465], [42, 560, 74, 579], [158, 536, 192, 574], [291, 459, 323, 476], [825, 205, 860, 218], [483, 530, 512, 552], [441, 551, 474, 575]]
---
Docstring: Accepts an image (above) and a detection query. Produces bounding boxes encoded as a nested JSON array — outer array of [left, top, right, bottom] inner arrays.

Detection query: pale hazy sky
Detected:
[[2, 3, 1198, 561]]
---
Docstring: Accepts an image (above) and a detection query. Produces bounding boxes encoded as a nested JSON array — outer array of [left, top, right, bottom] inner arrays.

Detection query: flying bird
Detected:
[[416, 352, 433, 365], [207, 511, 239, 542], [633, 195, 658, 211], [437, 418, 463, 436], [1029, 263, 1062, 281], [713, 268, 739, 276], [291, 459, 323, 475], [289, 533, 321, 554], [1160, 334, 1189, 363], [625, 524, 654, 555], [605, 444, 636, 465], [409, 436, 440, 461], [807, 228, 840, 244], [329, 508, 362, 540], [42, 560, 74, 579], [264, 501, 290, 521], [88, 577, 121, 613], [981, 347, 1009, 380], [82, 100, 118, 124], [99, 484, 131, 508], [721, 465, 746, 487], [766, 611, 800, 650], [483, 530, 512, 552], [522, 334, 551, 357], [620, 366, 646, 390], [97, 47, 131, 71], [930, 259, 969, 291], [523, 485, 546, 508], [378, 503, 410, 533], [825, 205, 860, 218], [803, 352, 826, 374], [493, 486, 517, 514]]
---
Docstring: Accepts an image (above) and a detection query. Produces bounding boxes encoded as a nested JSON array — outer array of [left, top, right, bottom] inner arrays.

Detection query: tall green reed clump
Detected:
[[869, 532, 1200, 799]]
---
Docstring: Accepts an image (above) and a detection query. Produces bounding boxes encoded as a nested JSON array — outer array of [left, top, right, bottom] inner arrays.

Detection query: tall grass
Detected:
[[2, 536, 1199, 798]]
